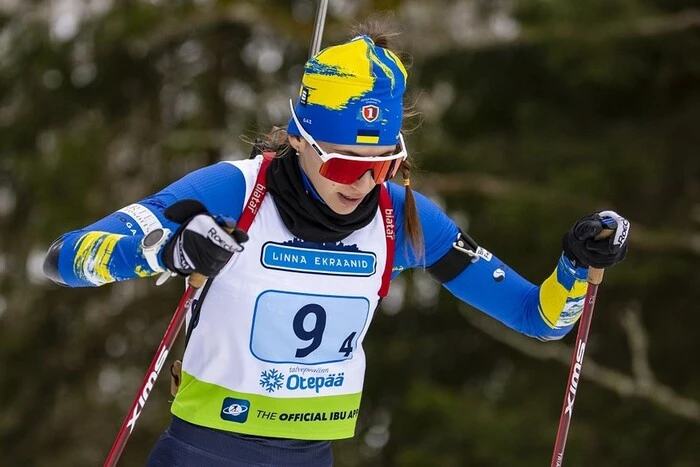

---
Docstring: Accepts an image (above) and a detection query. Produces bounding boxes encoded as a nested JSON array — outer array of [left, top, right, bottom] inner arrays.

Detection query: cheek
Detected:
[[299, 151, 337, 194], [308, 169, 338, 197]]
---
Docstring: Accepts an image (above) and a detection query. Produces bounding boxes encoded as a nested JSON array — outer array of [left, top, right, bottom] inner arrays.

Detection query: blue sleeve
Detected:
[[52, 162, 247, 287], [387, 182, 458, 274], [442, 253, 588, 340], [387, 182, 588, 340]]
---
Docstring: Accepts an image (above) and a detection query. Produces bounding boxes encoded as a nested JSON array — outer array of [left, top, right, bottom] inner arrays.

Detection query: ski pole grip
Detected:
[[587, 268, 604, 286], [587, 229, 614, 285], [188, 273, 207, 289], [186, 226, 236, 289]]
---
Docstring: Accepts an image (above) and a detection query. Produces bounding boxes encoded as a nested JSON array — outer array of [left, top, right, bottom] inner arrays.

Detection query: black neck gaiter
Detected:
[[265, 151, 380, 243]]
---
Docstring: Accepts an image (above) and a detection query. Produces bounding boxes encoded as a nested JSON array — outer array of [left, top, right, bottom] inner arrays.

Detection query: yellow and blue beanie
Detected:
[[287, 35, 408, 146]]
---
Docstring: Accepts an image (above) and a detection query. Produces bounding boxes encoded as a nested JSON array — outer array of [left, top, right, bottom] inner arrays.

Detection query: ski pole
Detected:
[[103, 273, 206, 467], [309, 0, 328, 58], [550, 231, 613, 467]]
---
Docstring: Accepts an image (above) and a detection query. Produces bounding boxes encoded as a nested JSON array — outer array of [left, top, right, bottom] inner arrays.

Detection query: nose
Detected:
[[353, 170, 376, 190]]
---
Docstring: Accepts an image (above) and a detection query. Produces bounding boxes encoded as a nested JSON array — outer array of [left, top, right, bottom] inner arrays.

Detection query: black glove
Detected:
[[162, 200, 249, 277], [563, 210, 630, 269]]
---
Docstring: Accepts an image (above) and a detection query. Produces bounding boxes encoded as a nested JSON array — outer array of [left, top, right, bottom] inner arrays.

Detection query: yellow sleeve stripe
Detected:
[[538, 270, 589, 329], [73, 232, 124, 285], [539, 270, 567, 328], [571, 280, 589, 298]]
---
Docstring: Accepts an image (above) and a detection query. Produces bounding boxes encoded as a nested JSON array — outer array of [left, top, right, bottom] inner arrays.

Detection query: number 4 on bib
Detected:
[[339, 332, 357, 357]]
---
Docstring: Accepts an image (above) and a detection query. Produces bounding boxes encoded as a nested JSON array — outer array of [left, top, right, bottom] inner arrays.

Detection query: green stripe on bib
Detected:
[[172, 371, 362, 440]]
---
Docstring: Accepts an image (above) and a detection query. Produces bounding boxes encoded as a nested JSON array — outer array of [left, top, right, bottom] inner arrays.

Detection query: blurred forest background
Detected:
[[1, 0, 699, 466]]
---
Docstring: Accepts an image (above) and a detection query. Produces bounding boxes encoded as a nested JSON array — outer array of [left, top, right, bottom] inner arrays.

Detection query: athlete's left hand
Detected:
[[562, 210, 630, 269]]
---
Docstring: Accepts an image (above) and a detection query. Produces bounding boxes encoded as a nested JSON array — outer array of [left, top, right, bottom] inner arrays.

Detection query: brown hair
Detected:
[[255, 15, 424, 261]]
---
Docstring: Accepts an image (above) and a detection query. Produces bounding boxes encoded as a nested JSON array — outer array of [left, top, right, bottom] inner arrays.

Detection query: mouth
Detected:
[[338, 192, 364, 206]]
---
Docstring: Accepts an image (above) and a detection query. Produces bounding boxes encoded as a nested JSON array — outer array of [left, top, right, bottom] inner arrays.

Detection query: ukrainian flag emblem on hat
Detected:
[[356, 129, 381, 144], [287, 35, 408, 146]]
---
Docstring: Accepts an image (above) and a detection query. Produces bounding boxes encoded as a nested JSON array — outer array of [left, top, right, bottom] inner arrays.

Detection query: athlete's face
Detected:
[[290, 136, 397, 215]]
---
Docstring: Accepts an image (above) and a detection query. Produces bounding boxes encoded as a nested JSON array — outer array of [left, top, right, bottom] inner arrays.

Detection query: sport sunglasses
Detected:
[[289, 100, 408, 185]]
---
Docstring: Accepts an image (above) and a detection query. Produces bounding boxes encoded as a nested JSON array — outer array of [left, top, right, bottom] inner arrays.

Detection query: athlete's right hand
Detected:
[[162, 199, 248, 277]]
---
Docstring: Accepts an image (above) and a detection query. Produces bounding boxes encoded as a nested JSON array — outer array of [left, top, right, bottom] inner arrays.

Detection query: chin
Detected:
[[329, 204, 357, 215]]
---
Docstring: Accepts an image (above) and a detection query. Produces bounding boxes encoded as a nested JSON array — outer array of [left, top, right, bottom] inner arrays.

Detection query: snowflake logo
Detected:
[[259, 369, 285, 393]]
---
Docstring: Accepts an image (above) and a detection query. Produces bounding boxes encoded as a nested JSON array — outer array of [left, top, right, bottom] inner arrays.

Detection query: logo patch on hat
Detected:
[[361, 105, 380, 123], [300, 87, 310, 106]]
